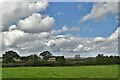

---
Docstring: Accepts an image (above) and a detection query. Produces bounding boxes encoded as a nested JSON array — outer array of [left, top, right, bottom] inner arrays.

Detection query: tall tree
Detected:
[[75, 54, 80, 59], [39, 51, 52, 60], [3, 50, 20, 63]]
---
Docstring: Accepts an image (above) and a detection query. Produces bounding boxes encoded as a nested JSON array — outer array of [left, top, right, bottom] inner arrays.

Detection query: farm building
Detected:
[[48, 56, 65, 62]]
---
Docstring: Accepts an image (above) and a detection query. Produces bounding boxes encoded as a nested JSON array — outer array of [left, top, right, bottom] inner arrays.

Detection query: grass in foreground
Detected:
[[2, 65, 119, 78]]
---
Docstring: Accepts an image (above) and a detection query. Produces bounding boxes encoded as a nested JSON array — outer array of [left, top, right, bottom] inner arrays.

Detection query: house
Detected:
[[48, 57, 56, 62], [0, 57, 2, 63], [48, 56, 65, 62], [13, 57, 21, 62]]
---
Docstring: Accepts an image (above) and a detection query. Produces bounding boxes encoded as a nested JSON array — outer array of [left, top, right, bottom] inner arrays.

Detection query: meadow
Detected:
[[2, 65, 119, 78]]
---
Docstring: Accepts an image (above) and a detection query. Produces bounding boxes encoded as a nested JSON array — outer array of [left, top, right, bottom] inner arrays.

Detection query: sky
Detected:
[[43, 2, 118, 37], [0, 1, 119, 57]]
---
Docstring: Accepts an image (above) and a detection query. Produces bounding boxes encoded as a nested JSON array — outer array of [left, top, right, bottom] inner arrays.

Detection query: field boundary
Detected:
[[1, 78, 119, 80]]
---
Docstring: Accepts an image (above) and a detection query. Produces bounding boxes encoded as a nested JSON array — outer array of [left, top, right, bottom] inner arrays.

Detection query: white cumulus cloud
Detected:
[[81, 2, 118, 22], [3, 30, 25, 46], [109, 27, 120, 41], [52, 26, 80, 35], [74, 44, 84, 52], [1, 1, 49, 31], [18, 13, 55, 33], [1, 27, 119, 57], [94, 37, 105, 43], [9, 25, 17, 31]]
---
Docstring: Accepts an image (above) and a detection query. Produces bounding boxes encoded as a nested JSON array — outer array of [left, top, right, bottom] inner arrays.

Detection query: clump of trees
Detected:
[[2, 50, 120, 67], [2, 50, 66, 67], [96, 54, 120, 65]]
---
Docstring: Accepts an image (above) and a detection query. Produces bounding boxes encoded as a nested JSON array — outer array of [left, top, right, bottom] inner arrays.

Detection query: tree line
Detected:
[[2, 50, 120, 67]]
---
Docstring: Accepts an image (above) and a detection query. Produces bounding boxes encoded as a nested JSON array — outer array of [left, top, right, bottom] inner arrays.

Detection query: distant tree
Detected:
[[96, 54, 105, 64], [27, 54, 38, 60], [75, 54, 80, 59], [21, 57, 28, 62], [25, 54, 39, 66], [56, 56, 65, 65], [56, 56, 65, 62], [3, 50, 20, 63], [39, 51, 52, 60], [96, 54, 104, 58]]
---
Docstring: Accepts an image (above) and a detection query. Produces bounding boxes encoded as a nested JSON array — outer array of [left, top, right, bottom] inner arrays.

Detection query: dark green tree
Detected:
[[3, 50, 20, 63], [27, 54, 38, 60], [75, 54, 80, 59], [56, 56, 65, 62], [96, 54, 104, 58], [96, 54, 105, 64], [56, 56, 65, 66], [26, 54, 39, 66], [39, 51, 52, 60]]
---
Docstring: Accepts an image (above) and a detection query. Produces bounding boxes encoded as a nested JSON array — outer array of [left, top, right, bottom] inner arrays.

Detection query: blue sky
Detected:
[[42, 2, 118, 37]]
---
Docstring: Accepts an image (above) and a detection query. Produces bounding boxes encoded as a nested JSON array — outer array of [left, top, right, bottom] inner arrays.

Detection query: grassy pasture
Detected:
[[2, 65, 119, 78]]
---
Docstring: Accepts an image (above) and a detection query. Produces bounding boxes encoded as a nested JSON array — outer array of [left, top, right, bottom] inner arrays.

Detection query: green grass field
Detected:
[[2, 65, 119, 78]]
